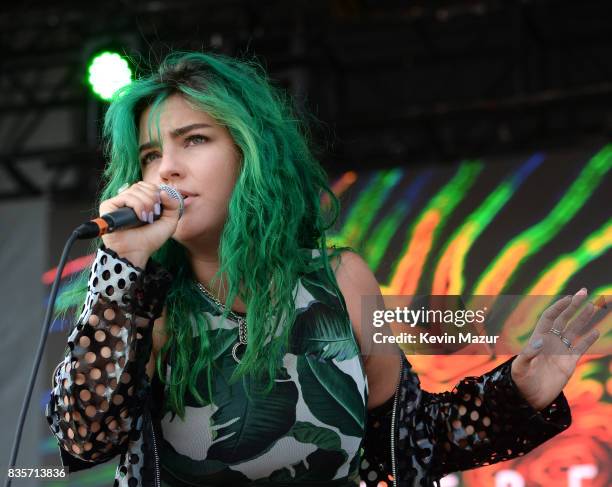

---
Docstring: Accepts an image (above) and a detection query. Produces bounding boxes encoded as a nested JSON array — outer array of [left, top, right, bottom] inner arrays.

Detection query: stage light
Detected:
[[87, 51, 132, 101]]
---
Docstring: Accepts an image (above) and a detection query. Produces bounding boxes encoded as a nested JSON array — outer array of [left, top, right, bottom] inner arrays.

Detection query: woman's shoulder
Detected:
[[327, 249, 381, 304], [301, 246, 375, 292]]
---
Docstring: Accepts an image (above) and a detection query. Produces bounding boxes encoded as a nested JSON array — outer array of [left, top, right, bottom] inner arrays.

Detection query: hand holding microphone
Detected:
[[76, 182, 184, 268]]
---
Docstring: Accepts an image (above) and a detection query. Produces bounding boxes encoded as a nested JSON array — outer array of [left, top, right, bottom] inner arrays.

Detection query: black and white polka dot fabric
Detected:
[[77, 249, 141, 325], [46, 247, 172, 487]]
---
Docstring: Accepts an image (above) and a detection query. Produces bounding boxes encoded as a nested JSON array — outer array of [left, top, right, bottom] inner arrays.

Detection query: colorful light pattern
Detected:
[[473, 146, 612, 296], [432, 154, 544, 295]]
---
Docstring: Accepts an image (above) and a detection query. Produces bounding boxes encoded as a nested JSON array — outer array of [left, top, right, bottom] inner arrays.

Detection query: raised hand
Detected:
[[510, 289, 601, 411], [100, 182, 180, 267]]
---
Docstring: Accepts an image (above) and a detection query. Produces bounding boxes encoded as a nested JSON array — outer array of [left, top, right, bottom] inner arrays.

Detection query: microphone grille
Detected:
[[159, 184, 185, 219]]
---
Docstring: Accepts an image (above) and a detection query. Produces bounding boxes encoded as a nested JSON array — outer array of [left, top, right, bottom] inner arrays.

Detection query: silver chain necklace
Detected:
[[196, 282, 247, 364]]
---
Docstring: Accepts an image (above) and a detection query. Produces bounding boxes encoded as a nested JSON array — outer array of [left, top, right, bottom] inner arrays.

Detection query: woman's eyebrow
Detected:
[[138, 141, 158, 154], [138, 123, 212, 153], [171, 123, 212, 136]]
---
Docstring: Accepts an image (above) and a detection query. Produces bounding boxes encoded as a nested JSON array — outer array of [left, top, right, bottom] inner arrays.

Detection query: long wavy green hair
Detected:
[[58, 51, 350, 417]]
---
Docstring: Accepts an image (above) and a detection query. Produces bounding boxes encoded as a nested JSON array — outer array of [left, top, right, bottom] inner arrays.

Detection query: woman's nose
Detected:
[[158, 152, 184, 180]]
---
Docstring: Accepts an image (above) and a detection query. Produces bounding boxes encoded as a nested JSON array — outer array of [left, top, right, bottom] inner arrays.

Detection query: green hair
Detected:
[[59, 51, 350, 417]]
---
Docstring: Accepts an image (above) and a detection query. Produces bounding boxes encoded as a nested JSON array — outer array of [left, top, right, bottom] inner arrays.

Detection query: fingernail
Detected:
[[154, 203, 161, 216], [576, 287, 587, 296], [141, 210, 147, 222], [156, 191, 161, 204], [532, 338, 543, 349], [148, 211, 154, 224]]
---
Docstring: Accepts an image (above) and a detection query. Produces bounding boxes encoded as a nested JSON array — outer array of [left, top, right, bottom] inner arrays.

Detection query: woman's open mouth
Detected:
[[183, 195, 195, 207], [177, 190, 197, 207]]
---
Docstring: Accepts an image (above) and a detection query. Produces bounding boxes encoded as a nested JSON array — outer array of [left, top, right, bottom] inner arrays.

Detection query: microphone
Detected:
[[74, 184, 184, 240]]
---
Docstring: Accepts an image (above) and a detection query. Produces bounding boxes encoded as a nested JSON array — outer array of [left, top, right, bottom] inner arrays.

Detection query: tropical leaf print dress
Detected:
[[159, 250, 368, 486]]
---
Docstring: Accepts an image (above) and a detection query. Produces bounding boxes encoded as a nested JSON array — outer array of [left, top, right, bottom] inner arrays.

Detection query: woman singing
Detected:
[[46, 51, 600, 487]]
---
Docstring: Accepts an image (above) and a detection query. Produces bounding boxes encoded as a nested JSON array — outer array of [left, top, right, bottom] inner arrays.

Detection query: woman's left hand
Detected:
[[511, 288, 601, 411]]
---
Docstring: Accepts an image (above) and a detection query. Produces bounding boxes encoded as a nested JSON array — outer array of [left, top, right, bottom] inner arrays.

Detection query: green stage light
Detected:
[[87, 51, 132, 101]]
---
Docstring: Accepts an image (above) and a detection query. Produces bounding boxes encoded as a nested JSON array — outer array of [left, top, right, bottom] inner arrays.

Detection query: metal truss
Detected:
[[1, 0, 611, 198]]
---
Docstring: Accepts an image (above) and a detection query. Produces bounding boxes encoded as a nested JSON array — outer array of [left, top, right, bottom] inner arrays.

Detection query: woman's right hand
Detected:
[[100, 182, 181, 268]]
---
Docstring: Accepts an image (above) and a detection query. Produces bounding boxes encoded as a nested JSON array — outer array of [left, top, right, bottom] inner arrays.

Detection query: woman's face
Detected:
[[138, 93, 241, 248]]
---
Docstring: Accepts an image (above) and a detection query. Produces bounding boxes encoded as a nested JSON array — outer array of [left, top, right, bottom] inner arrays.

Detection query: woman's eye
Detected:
[[140, 152, 160, 165], [185, 134, 208, 146]]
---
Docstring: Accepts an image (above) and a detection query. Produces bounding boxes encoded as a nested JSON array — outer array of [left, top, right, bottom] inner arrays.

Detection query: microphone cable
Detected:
[[4, 229, 80, 487]]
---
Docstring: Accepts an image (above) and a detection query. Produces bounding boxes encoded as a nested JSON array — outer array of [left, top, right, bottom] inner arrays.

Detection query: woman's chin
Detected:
[[172, 225, 218, 249]]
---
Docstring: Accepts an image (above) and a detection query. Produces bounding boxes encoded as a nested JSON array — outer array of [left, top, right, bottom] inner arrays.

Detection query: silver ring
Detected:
[[560, 336, 572, 350], [116, 183, 129, 195], [548, 328, 572, 350]]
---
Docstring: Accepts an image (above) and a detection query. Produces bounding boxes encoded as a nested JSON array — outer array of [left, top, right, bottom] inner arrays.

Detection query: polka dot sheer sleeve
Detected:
[[46, 246, 171, 467], [361, 353, 572, 486]]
